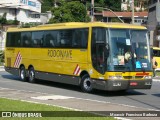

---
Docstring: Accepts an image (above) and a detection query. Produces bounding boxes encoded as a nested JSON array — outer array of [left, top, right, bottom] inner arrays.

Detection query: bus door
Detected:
[[91, 28, 107, 75], [95, 41, 106, 74]]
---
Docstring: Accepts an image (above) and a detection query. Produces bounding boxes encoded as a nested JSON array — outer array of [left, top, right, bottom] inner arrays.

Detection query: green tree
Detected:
[[41, 0, 54, 12], [0, 13, 7, 25], [105, 0, 121, 11], [49, 1, 90, 23], [84, 0, 120, 11]]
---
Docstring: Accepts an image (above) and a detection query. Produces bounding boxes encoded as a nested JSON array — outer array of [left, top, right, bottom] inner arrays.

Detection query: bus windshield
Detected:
[[108, 29, 151, 72]]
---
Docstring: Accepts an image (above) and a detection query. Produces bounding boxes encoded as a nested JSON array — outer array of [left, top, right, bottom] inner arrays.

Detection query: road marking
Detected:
[[115, 117, 131, 120], [153, 79, 160, 82], [0, 87, 159, 112], [0, 69, 4, 71], [1, 97, 132, 120], [1, 96, 81, 111], [2, 87, 160, 120], [31, 95, 74, 100]]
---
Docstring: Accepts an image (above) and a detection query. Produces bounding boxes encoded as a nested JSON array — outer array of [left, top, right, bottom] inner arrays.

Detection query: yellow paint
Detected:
[[5, 22, 151, 80]]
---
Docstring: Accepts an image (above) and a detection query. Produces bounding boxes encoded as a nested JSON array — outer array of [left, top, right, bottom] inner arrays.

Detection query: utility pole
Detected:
[[91, 0, 94, 22], [132, 0, 134, 24]]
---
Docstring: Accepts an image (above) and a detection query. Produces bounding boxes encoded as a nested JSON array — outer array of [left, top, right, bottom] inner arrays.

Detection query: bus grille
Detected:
[[123, 76, 144, 79], [123, 76, 132, 79], [135, 76, 144, 79]]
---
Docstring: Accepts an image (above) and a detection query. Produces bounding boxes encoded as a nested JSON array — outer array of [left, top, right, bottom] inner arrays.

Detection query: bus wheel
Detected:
[[20, 66, 27, 82], [80, 75, 93, 93], [28, 67, 36, 83]]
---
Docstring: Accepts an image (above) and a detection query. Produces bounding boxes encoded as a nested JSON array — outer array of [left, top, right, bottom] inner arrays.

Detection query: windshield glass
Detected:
[[107, 29, 151, 72]]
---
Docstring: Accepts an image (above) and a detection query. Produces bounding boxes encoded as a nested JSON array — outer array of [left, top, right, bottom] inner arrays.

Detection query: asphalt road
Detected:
[[0, 71, 160, 111]]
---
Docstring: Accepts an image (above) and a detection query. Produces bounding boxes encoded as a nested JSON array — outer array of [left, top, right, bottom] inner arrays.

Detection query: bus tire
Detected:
[[80, 74, 93, 93], [28, 67, 36, 83], [20, 66, 27, 82]]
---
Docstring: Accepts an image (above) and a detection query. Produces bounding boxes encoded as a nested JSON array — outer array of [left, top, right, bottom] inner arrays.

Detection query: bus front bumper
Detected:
[[92, 79, 152, 91]]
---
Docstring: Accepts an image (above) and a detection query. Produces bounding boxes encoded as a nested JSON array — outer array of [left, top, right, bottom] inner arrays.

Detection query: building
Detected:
[[148, 0, 160, 47], [0, 0, 43, 24], [121, 0, 148, 11], [0, 0, 44, 50], [94, 11, 148, 25], [121, 0, 129, 11]]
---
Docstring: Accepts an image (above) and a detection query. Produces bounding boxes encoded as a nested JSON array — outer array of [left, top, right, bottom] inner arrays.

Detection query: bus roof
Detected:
[[7, 22, 147, 32]]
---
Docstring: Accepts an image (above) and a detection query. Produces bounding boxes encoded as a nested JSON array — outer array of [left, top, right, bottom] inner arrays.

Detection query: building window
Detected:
[[9, 9, 16, 16]]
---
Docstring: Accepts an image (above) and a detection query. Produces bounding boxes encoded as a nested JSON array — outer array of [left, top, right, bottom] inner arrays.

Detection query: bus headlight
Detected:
[[144, 76, 152, 79], [109, 76, 123, 80]]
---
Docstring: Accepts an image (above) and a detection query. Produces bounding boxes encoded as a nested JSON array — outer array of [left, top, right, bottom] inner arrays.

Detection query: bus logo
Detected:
[[14, 52, 22, 68], [73, 64, 81, 75]]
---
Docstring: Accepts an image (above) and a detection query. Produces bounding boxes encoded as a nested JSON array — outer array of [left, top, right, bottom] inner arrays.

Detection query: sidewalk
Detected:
[[153, 76, 160, 80], [0, 87, 159, 120], [0, 66, 4, 71]]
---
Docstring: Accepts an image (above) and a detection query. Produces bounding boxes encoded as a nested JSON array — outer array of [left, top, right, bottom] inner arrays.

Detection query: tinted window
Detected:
[[6, 28, 89, 48], [153, 50, 160, 57], [72, 28, 88, 48], [6, 32, 21, 47], [59, 30, 72, 47], [44, 30, 58, 47], [44, 28, 89, 48], [91, 27, 106, 73], [21, 32, 31, 47], [32, 31, 43, 47]]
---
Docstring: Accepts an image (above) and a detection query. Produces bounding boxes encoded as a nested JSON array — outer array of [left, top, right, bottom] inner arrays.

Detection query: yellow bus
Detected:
[[5, 22, 152, 92], [152, 47, 160, 71]]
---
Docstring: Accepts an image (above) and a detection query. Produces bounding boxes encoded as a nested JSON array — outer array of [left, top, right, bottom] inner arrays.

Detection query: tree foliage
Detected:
[[84, 0, 121, 11], [105, 0, 121, 11], [49, 1, 90, 23], [42, 0, 122, 13], [41, 0, 54, 13], [0, 13, 7, 25]]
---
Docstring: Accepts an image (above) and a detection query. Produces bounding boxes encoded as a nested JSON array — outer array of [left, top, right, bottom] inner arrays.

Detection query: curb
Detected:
[[0, 66, 4, 71]]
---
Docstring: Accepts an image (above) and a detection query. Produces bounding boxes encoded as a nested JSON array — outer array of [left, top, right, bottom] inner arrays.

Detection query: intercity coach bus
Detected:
[[5, 22, 152, 92]]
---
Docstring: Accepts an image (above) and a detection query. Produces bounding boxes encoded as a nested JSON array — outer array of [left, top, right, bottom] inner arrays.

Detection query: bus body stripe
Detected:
[[14, 52, 19, 67], [14, 52, 22, 68], [15, 53, 20, 67], [73, 64, 78, 75], [136, 73, 149, 76], [73, 65, 81, 75], [17, 53, 22, 68], [77, 69, 81, 75], [75, 66, 80, 75]]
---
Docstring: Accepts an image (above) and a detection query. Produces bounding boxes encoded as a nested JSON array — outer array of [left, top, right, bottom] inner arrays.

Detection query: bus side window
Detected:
[[59, 30, 72, 47], [158, 50, 160, 57], [24, 40, 29, 46], [45, 34, 54, 47], [21, 32, 31, 47], [73, 28, 88, 48], [32, 31, 43, 47], [49, 40, 55, 47], [6, 32, 21, 47], [44, 31, 57, 48], [153, 50, 158, 57]]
